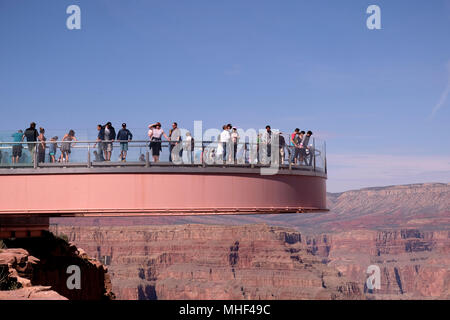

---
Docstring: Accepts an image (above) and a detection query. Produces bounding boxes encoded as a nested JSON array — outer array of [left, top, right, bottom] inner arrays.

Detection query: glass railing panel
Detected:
[[0, 129, 326, 172]]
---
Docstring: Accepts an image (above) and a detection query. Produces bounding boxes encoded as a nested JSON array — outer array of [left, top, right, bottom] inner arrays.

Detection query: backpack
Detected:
[[191, 137, 195, 150]]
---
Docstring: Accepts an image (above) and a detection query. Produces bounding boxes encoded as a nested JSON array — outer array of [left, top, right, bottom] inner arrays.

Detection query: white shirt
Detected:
[[262, 130, 272, 144], [104, 128, 111, 140], [231, 132, 239, 143], [184, 136, 192, 150], [220, 130, 230, 143], [148, 128, 164, 139]]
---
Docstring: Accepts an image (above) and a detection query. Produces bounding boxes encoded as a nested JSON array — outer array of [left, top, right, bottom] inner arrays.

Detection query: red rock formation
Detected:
[[0, 286, 67, 300], [0, 232, 114, 300], [305, 229, 450, 299], [58, 224, 362, 300]]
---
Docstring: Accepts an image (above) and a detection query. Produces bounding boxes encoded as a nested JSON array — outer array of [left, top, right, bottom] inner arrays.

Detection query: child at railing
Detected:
[[49, 136, 58, 163]]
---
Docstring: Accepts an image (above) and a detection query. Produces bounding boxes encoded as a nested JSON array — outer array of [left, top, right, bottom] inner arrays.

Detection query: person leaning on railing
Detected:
[[60, 130, 77, 163], [11, 130, 24, 164]]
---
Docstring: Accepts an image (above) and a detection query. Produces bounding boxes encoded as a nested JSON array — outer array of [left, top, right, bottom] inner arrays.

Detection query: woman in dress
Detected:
[[60, 130, 77, 163], [148, 122, 169, 162]]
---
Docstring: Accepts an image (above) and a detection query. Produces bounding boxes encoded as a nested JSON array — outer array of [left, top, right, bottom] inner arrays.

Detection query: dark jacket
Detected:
[[117, 128, 133, 141], [98, 126, 116, 141], [24, 127, 38, 142]]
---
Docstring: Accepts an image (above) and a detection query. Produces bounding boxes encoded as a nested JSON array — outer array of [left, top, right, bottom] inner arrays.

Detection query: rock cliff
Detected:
[[305, 229, 449, 299], [58, 224, 362, 300], [0, 232, 114, 300]]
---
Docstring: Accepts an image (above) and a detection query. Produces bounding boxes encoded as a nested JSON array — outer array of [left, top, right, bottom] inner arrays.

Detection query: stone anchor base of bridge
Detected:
[[0, 217, 49, 239]]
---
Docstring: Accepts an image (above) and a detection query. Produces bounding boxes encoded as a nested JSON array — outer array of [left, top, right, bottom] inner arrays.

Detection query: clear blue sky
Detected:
[[1, 0, 449, 191]]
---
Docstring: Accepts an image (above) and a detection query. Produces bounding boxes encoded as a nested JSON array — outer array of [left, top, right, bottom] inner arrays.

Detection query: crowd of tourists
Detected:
[[10, 122, 78, 164], [6, 122, 314, 165]]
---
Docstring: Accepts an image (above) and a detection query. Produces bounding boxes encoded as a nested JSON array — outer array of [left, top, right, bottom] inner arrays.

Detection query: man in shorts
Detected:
[[117, 123, 133, 162], [11, 130, 24, 163], [102, 122, 116, 161]]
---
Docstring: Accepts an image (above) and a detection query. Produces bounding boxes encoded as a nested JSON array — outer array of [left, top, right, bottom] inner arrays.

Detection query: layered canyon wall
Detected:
[[58, 224, 362, 300]]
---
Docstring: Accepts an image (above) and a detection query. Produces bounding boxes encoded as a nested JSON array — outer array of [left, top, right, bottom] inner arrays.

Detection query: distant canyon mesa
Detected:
[[49, 182, 449, 300]]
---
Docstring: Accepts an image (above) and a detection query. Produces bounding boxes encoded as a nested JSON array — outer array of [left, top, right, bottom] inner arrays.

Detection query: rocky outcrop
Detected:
[[0, 232, 114, 300], [58, 224, 363, 300], [0, 286, 67, 300]]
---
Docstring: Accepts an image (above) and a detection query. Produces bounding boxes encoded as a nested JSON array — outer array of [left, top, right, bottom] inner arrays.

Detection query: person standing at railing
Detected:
[[94, 124, 105, 162], [227, 124, 233, 162], [48, 136, 58, 163], [300, 131, 313, 166], [219, 125, 231, 163], [117, 123, 133, 162], [261, 125, 272, 163], [184, 131, 193, 164], [60, 130, 77, 163], [292, 131, 302, 165], [231, 127, 239, 163], [148, 122, 169, 163], [11, 130, 24, 164], [37, 127, 46, 163], [296, 131, 305, 164], [278, 132, 286, 164], [289, 128, 300, 164], [169, 122, 181, 163], [24, 122, 38, 164], [102, 122, 116, 161]]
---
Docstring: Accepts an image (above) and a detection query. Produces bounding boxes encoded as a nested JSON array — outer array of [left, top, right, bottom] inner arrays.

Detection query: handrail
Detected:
[[0, 138, 326, 173]]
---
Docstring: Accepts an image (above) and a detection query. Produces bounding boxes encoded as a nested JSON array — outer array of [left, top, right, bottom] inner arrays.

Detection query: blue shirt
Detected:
[[12, 132, 23, 146], [117, 129, 133, 141], [49, 143, 57, 154]]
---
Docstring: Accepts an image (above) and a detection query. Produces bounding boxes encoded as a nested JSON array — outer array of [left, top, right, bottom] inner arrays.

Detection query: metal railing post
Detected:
[[324, 141, 327, 174], [201, 141, 205, 168], [313, 138, 316, 172], [87, 143, 91, 168], [33, 144, 37, 169], [145, 151, 150, 167]]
